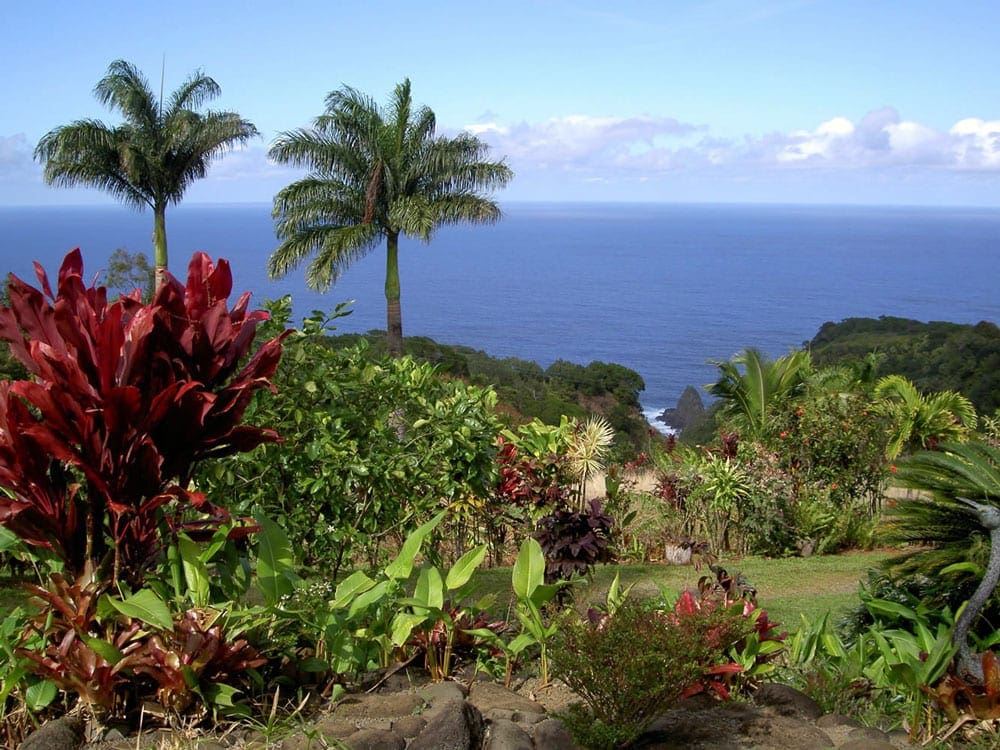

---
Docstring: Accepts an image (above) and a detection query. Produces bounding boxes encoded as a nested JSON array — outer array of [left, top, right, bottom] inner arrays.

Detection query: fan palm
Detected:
[[268, 79, 512, 357], [707, 348, 811, 440], [874, 374, 977, 459], [34, 59, 258, 286], [881, 441, 1000, 675]]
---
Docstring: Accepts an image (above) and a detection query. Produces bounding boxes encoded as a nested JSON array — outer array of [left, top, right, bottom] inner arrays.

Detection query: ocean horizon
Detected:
[[1, 201, 997, 424]]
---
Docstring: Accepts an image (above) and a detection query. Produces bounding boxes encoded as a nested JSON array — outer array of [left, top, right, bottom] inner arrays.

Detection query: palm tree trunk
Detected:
[[152, 203, 169, 289], [385, 231, 403, 357]]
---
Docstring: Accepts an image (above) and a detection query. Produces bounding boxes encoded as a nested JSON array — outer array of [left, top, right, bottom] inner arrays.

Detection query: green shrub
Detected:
[[551, 596, 751, 747], [200, 299, 501, 573]]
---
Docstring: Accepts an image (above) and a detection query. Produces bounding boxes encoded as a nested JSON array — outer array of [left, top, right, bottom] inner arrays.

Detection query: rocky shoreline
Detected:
[[655, 385, 706, 434]]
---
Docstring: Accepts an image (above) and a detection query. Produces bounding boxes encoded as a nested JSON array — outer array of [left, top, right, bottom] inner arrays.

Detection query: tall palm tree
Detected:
[[268, 79, 512, 357], [35, 59, 258, 287], [874, 374, 977, 459], [708, 348, 812, 440]]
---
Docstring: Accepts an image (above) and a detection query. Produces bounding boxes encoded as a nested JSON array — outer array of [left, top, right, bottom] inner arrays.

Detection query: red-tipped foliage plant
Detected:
[[0, 249, 287, 588]]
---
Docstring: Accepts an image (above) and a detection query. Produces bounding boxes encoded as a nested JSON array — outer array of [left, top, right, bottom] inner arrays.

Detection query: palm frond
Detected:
[[268, 78, 510, 353], [167, 70, 221, 112]]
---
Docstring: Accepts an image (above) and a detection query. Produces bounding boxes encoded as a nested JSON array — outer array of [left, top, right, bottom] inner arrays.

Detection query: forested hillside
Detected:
[[809, 317, 1000, 414]]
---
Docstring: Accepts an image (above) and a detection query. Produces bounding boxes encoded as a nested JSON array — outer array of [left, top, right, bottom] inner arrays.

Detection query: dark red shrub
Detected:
[[0, 250, 287, 587]]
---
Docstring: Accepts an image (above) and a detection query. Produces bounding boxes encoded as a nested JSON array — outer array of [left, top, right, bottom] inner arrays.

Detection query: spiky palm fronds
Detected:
[[566, 416, 615, 509], [880, 441, 1000, 618], [34, 59, 258, 281], [268, 79, 512, 357], [875, 375, 977, 459], [707, 348, 812, 440]]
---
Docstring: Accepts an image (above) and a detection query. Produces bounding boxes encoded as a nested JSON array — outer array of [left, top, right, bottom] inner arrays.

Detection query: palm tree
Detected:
[[35, 60, 258, 287], [268, 79, 512, 357], [887, 441, 1000, 682], [707, 348, 812, 440], [874, 374, 977, 459]]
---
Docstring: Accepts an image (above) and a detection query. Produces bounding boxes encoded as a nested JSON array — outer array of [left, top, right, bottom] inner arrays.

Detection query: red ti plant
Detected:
[[0, 249, 287, 588]]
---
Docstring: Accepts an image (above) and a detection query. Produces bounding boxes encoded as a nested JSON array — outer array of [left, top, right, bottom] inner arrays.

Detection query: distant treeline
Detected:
[[809, 317, 1000, 415]]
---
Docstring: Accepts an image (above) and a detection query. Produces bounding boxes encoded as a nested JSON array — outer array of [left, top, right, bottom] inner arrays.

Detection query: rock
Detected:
[[753, 682, 823, 720], [816, 712, 862, 728], [314, 715, 361, 741], [640, 701, 758, 748], [530, 717, 578, 749], [276, 735, 326, 750], [657, 386, 704, 432], [329, 690, 425, 725], [744, 714, 835, 750], [840, 740, 896, 750], [19, 715, 85, 750], [469, 681, 546, 717], [343, 727, 405, 750], [417, 680, 468, 703], [390, 714, 427, 738], [409, 698, 484, 750], [484, 718, 533, 750]]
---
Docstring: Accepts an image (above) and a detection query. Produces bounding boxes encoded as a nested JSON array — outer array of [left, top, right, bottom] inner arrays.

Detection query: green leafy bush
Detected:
[[551, 594, 754, 748], [200, 300, 501, 573]]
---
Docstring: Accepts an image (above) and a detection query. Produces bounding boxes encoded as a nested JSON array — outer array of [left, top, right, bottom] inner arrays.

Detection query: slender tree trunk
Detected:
[[385, 231, 403, 357], [152, 203, 169, 289]]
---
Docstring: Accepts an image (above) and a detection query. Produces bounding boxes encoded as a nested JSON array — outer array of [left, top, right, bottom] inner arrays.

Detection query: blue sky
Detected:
[[3, 0, 1000, 206]]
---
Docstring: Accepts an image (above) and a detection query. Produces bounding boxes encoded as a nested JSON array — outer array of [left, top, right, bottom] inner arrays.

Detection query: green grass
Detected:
[[0, 576, 29, 611], [474, 550, 891, 631], [0, 551, 891, 636]]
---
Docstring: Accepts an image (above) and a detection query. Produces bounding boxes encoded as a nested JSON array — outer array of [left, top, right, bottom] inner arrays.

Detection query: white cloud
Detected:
[[949, 118, 1000, 168], [0, 134, 38, 178], [466, 114, 704, 173], [467, 108, 1000, 183]]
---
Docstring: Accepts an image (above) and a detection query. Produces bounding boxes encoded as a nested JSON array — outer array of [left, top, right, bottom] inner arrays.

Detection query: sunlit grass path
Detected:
[[476, 550, 892, 631]]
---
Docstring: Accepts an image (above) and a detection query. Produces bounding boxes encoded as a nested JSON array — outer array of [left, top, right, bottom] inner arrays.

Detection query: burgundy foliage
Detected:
[[20, 562, 264, 718], [0, 249, 288, 586], [494, 437, 566, 509], [534, 498, 615, 583]]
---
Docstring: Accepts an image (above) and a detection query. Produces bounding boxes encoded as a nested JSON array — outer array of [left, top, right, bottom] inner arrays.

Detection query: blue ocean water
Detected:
[[0, 202, 997, 422]]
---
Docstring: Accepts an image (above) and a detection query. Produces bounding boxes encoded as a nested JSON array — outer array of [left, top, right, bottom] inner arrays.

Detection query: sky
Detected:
[[3, 0, 1000, 207]]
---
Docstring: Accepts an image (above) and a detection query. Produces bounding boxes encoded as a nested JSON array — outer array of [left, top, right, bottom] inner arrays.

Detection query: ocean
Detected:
[[0, 202, 997, 424]]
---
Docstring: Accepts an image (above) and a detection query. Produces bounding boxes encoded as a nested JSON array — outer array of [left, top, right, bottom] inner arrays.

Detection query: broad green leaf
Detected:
[[298, 656, 330, 673], [507, 633, 536, 654], [202, 682, 244, 709], [462, 627, 502, 644], [107, 589, 173, 632], [607, 571, 621, 604], [864, 598, 917, 622], [414, 566, 445, 611], [348, 580, 390, 618], [941, 561, 982, 576], [821, 632, 847, 660], [0, 526, 22, 553], [24, 679, 57, 710], [179, 535, 210, 607], [333, 571, 375, 608], [756, 640, 786, 656], [391, 611, 428, 647], [385, 511, 445, 581], [446, 544, 487, 591], [513, 538, 544, 600], [84, 636, 124, 664], [256, 515, 299, 607], [530, 583, 562, 608]]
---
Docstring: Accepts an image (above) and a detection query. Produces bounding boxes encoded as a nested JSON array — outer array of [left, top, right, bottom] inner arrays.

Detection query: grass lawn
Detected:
[[474, 549, 891, 631], [0, 551, 892, 637]]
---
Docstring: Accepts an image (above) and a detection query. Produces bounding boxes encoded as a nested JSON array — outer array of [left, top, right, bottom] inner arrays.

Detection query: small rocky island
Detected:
[[656, 385, 705, 434]]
